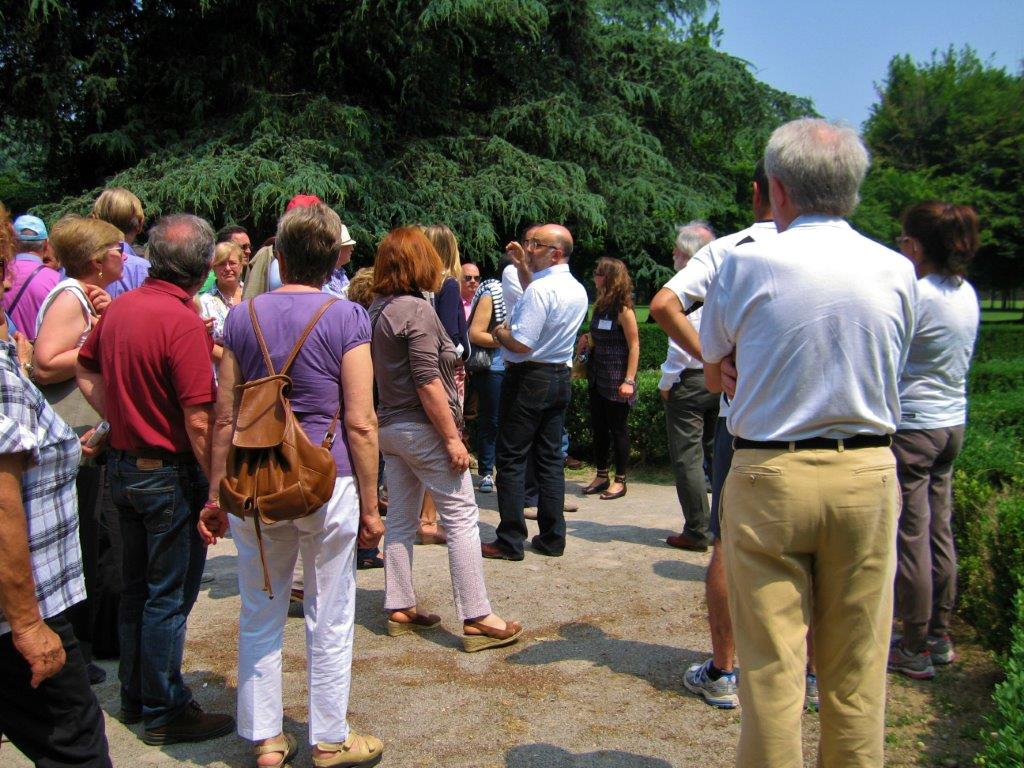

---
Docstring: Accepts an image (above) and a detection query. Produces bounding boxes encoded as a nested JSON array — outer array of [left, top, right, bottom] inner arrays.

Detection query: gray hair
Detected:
[[146, 214, 215, 289], [674, 221, 715, 259], [764, 118, 869, 217]]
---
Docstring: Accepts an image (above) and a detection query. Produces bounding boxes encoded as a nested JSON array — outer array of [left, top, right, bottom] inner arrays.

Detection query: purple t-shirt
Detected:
[[223, 292, 371, 477]]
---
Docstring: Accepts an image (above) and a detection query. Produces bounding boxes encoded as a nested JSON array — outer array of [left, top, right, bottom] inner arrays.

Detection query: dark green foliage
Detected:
[[973, 325, 1024, 363], [1, 0, 812, 287], [636, 322, 670, 372], [975, 588, 1024, 767], [953, 327, 1024, 657], [854, 48, 1024, 294]]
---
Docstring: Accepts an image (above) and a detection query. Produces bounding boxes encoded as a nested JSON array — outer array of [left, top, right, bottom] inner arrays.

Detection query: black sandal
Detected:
[[357, 554, 384, 569], [581, 470, 610, 495], [600, 475, 627, 500]]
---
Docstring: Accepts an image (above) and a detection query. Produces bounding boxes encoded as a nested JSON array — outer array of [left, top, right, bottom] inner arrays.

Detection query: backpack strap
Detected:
[[7, 264, 46, 315]]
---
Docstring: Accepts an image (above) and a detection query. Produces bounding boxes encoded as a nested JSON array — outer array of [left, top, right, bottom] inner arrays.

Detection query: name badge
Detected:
[[597, 319, 613, 331]]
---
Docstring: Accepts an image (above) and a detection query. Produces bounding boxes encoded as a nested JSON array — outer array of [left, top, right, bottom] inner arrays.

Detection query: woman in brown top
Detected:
[[369, 227, 521, 652]]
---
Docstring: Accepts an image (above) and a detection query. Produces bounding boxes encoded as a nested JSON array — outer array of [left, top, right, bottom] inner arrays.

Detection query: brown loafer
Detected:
[[666, 532, 710, 552], [481, 542, 524, 561], [462, 618, 524, 652]]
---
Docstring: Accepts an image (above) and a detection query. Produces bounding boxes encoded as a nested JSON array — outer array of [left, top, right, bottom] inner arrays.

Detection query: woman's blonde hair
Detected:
[[91, 187, 145, 235], [423, 224, 461, 282], [346, 267, 375, 308], [49, 215, 124, 279], [211, 241, 244, 269]]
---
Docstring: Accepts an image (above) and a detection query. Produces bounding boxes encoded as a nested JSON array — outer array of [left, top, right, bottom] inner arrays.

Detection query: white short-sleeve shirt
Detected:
[[659, 221, 778, 406], [700, 215, 917, 441], [506, 264, 588, 366], [898, 274, 979, 430]]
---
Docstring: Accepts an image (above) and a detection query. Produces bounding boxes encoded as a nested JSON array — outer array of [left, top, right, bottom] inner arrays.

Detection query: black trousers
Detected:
[[0, 611, 111, 767], [588, 389, 631, 475], [495, 364, 571, 556]]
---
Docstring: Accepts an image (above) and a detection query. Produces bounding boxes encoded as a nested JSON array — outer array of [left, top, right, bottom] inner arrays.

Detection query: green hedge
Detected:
[[970, 358, 1024, 395], [975, 588, 1024, 767], [974, 324, 1024, 362]]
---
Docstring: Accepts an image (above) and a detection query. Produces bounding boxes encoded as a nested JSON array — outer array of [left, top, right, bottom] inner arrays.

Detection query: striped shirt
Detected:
[[0, 337, 84, 635]]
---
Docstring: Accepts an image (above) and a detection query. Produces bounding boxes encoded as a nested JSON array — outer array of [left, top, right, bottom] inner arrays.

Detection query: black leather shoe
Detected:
[[530, 536, 564, 557], [142, 701, 234, 745], [481, 542, 524, 561]]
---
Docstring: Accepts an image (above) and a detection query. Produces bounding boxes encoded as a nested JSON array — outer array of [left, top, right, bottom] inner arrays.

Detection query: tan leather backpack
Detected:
[[220, 297, 340, 597]]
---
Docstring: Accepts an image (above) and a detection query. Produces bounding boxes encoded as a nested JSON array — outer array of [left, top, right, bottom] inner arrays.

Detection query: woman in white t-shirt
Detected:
[[889, 201, 980, 681]]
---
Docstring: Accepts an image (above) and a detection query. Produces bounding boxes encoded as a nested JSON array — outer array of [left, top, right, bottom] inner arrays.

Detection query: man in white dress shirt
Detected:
[[483, 224, 588, 560], [700, 119, 917, 767]]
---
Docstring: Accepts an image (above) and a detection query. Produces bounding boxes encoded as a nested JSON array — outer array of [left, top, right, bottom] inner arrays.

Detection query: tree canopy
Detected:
[[852, 47, 1024, 294], [1, 0, 811, 287]]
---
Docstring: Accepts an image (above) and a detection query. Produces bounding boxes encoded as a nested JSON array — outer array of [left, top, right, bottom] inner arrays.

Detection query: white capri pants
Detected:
[[229, 476, 358, 745]]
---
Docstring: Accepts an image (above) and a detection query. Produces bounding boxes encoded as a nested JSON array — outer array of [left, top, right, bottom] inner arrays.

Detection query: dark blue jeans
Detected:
[[474, 369, 504, 477], [108, 452, 207, 728], [495, 363, 571, 556]]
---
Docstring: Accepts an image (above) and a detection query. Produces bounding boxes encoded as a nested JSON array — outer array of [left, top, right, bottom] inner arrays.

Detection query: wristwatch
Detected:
[[22, 360, 35, 380], [622, 377, 636, 387]]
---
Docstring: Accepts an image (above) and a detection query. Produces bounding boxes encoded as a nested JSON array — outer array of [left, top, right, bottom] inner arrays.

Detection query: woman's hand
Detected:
[[198, 502, 229, 546], [576, 334, 590, 355], [78, 427, 108, 460], [445, 436, 470, 473], [358, 508, 385, 549], [12, 331, 32, 370], [82, 284, 111, 315], [618, 381, 636, 399]]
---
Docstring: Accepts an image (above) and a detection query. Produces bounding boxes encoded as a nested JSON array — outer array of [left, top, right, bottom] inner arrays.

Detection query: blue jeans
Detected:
[[474, 369, 504, 477], [108, 452, 207, 728], [495, 364, 571, 556]]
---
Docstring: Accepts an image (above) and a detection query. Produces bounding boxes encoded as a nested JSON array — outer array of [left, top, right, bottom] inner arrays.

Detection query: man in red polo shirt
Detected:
[[77, 214, 234, 746]]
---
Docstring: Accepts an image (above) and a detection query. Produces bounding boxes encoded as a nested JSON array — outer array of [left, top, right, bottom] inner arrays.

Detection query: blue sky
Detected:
[[707, 0, 1024, 128]]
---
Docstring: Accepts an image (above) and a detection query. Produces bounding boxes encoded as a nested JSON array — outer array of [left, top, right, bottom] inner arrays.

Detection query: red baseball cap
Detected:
[[285, 194, 323, 212]]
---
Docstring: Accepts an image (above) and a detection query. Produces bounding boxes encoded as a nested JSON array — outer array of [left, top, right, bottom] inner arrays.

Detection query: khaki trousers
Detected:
[[722, 445, 898, 768]]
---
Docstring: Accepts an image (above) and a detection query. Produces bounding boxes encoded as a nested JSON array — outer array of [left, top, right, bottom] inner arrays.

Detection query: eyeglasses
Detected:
[[524, 238, 559, 252], [462, 275, 480, 283], [895, 235, 912, 247]]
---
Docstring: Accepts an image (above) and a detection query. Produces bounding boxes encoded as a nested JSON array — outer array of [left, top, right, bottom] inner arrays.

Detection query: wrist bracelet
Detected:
[[203, 501, 221, 511], [623, 377, 636, 386]]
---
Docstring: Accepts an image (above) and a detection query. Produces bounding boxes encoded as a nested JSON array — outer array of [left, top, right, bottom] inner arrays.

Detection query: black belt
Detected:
[[507, 361, 567, 370], [733, 435, 892, 451]]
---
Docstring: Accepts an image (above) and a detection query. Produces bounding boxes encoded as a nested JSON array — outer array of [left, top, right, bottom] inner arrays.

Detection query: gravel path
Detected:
[[9, 479, 824, 767]]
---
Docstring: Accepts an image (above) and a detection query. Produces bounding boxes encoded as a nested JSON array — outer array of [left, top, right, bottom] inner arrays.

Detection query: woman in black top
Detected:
[[577, 258, 640, 499]]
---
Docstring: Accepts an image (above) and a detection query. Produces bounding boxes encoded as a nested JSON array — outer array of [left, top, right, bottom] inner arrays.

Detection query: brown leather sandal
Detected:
[[386, 608, 442, 637], [581, 470, 610, 495], [462, 618, 524, 652]]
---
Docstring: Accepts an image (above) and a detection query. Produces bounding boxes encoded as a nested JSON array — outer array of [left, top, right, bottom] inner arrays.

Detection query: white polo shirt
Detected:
[[898, 274, 979, 430], [700, 215, 917, 441], [506, 263, 588, 366], [659, 221, 778, 408]]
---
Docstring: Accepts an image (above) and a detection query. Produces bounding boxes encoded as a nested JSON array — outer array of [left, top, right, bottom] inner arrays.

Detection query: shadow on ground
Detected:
[[506, 622, 702, 695], [506, 744, 672, 767]]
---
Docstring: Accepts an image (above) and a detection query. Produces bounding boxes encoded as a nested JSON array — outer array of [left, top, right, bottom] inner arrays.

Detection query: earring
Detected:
[[98, 269, 103, 279]]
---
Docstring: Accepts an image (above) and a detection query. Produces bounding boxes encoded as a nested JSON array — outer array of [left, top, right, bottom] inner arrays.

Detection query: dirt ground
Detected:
[[6, 476, 999, 767]]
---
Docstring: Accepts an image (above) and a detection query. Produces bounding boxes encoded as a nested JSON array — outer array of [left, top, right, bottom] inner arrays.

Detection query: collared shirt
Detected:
[[0, 337, 84, 636], [322, 268, 350, 299], [78, 278, 215, 454], [505, 263, 588, 365], [3, 253, 60, 342], [658, 221, 778, 404], [461, 293, 473, 320], [700, 215, 917, 441], [105, 242, 150, 299], [198, 282, 244, 345]]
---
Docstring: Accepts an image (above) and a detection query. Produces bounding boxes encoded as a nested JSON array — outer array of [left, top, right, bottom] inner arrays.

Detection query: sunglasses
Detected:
[[462, 275, 480, 282]]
